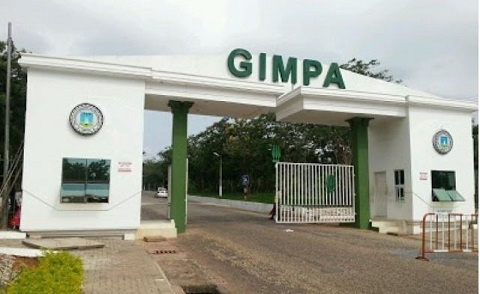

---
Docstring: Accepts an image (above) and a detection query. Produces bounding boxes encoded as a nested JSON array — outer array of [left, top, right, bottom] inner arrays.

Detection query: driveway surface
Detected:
[[142, 193, 478, 294]]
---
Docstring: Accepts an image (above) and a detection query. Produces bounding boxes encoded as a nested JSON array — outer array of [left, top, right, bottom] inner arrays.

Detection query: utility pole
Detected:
[[213, 152, 222, 197], [1, 23, 12, 228], [219, 155, 222, 197], [3, 22, 12, 187]]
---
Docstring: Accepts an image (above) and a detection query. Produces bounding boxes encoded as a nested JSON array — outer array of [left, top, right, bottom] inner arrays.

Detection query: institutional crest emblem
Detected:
[[432, 129, 453, 155], [69, 103, 104, 135]]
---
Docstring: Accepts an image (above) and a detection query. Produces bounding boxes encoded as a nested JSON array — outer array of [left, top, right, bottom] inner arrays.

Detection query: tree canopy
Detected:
[[340, 58, 403, 84], [0, 41, 27, 180], [184, 114, 350, 193]]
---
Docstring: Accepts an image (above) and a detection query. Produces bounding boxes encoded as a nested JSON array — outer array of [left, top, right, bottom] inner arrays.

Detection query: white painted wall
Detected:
[[408, 106, 475, 221], [369, 118, 412, 221], [21, 69, 145, 232], [18, 53, 476, 234], [84, 54, 440, 100]]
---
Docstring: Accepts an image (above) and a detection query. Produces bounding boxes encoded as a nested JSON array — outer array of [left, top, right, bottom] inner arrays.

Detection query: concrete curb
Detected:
[[188, 195, 272, 213], [152, 258, 180, 294]]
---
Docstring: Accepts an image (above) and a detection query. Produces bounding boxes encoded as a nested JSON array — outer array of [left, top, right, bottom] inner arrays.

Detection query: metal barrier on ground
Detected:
[[416, 212, 478, 261]]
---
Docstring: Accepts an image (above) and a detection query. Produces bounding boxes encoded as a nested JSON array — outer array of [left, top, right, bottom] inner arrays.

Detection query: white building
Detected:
[[17, 49, 476, 236]]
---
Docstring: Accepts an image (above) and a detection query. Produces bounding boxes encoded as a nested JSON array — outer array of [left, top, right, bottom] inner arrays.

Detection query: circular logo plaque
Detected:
[[432, 129, 453, 155], [69, 103, 104, 135]]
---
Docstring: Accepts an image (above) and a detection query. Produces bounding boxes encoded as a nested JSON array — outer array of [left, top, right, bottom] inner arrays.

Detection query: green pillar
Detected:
[[168, 100, 193, 233], [347, 117, 373, 229]]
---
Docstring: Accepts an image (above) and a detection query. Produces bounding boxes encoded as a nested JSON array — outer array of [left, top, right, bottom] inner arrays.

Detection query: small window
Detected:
[[431, 170, 465, 202], [394, 170, 405, 202], [61, 158, 111, 203]]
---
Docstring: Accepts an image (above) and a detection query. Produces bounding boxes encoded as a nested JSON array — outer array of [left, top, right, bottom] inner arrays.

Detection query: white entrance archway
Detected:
[[17, 50, 476, 236]]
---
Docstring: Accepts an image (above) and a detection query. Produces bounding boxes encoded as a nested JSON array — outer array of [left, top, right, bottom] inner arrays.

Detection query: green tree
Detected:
[[340, 58, 403, 84], [184, 114, 352, 194], [143, 147, 172, 190], [143, 158, 166, 190], [0, 41, 27, 180]]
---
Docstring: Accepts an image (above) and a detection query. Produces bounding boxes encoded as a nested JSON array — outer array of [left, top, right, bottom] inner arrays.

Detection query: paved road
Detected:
[[141, 193, 478, 294]]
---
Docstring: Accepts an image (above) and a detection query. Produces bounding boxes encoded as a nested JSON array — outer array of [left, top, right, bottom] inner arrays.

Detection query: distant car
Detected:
[[155, 187, 168, 198]]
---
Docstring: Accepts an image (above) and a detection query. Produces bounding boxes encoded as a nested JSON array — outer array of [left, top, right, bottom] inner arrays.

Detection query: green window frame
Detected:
[[431, 170, 465, 202], [61, 158, 111, 203]]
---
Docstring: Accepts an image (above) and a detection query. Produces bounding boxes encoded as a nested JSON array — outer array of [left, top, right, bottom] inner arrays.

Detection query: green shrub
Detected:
[[7, 251, 84, 294]]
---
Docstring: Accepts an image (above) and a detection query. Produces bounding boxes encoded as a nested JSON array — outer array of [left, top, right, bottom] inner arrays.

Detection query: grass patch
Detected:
[[190, 191, 274, 204], [7, 251, 83, 294]]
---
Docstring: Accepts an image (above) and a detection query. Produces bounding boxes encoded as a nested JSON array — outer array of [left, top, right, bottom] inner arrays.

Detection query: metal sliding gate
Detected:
[[275, 162, 355, 223]]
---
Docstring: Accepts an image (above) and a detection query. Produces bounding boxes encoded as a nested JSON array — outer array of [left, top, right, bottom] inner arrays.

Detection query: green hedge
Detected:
[[7, 251, 84, 294]]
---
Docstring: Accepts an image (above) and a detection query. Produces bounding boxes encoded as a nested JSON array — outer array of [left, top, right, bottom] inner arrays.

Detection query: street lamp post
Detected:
[[213, 152, 222, 197]]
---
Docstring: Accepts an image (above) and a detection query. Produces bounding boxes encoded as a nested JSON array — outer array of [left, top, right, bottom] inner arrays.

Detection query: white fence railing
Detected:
[[275, 162, 355, 223], [417, 213, 478, 261]]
